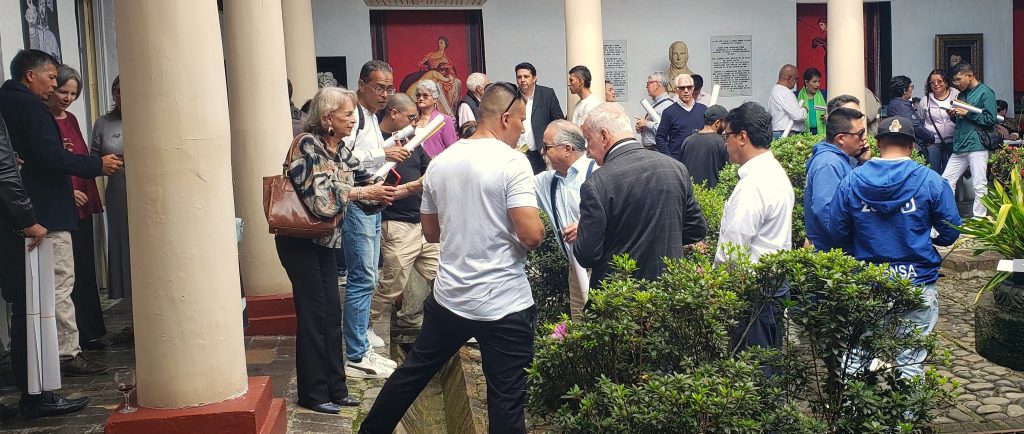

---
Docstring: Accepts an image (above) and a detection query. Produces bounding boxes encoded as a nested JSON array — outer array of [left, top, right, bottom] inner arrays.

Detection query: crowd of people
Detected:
[[0, 42, 1010, 432]]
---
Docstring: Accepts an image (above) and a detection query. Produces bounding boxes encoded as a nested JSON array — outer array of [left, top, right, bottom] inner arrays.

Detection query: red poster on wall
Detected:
[[371, 10, 485, 117], [796, 4, 829, 90]]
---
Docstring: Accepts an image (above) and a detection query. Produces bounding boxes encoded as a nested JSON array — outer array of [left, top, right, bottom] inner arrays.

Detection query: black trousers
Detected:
[[275, 236, 348, 405], [525, 150, 546, 175], [360, 294, 536, 434], [0, 229, 28, 393], [70, 215, 106, 344]]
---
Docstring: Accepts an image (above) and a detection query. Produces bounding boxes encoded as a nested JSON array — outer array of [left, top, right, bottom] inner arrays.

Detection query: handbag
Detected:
[[263, 135, 342, 239]]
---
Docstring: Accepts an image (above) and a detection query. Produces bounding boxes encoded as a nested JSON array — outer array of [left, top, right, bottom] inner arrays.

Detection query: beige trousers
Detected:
[[49, 231, 80, 360], [565, 243, 591, 321], [370, 221, 439, 327]]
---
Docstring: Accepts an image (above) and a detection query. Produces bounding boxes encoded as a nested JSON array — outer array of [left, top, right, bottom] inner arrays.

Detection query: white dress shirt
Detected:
[[534, 155, 598, 298], [457, 99, 476, 127], [520, 92, 537, 151], [768, 84, 807, 133], [696, 90, 711, 106], [344, 104, 387, 172], [715, 151, 794, 264]]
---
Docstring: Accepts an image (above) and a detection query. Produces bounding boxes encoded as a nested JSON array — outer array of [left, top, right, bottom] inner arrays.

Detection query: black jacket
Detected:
[[0, 113, 36, 229], [0, 80, 103, 231], [887, 97, 934, 146], [528, 85, 565, 148], [573, 140, 708, 287]]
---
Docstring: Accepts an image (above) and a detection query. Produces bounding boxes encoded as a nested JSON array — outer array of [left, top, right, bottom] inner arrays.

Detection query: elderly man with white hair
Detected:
[[535, 120, 597, 320], [457, 72, 488, 129], [635, 71, 674, 150], [574, 103, 707, 288], [655, 73, 707, 159]]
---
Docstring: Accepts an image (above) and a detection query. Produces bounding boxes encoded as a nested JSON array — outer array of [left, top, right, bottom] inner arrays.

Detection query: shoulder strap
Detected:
[[548, 177, 569, 257], [283, 134, 306, 173], [585, 160, 596, 179], [653, 97, 673, 109]]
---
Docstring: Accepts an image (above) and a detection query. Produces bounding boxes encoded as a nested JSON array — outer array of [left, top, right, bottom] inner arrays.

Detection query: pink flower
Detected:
[[550, 321, 568, 342], [696, 266, 705, 275]]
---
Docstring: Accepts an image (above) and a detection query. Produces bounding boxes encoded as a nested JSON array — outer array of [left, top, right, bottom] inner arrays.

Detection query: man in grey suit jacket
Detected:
[[573, 103, 708, 288], [515, 62, 565, 174]]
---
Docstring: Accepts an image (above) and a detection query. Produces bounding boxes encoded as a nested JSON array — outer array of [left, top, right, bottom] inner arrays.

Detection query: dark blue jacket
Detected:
[[887, 98, 934, 146], [0, 80, 103, 231], [803, 141, 856, 252], [655, 102, 706, 159], [829, 158, 961, 285]]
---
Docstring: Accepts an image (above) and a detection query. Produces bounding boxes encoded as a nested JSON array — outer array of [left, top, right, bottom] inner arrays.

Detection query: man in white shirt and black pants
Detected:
[[768, 64, 807, 139], [716, 101, 795, 352], [359, 82, 545, 434]]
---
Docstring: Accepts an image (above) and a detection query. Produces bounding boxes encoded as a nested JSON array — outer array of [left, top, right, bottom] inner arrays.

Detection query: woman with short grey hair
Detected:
[[411, 79, 459, 157]]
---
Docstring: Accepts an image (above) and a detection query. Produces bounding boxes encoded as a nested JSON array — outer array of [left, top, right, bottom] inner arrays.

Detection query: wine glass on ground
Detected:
[[115, 369, 137, 413]]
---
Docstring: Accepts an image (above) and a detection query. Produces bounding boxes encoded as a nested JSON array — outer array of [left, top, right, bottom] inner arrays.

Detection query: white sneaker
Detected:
[[367, 329, 386, 348], [345, 357, 393, 379], [366, 350, 398, 369]]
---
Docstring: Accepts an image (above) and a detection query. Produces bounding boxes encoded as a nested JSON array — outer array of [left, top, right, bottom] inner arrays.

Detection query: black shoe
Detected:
[[61, 354, 109, 377], [332, 396, 360, 407], [81, 338, 110, 351], [19, 393, 89, 419], [0, 403, 16, 422], [0, 373, 16, 395], [297, 401, 341, 414]]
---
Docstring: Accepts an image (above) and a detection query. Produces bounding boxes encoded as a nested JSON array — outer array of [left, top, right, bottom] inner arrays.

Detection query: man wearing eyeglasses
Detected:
[[370, 93, 436, 333], [716, 102, 794, 351], [655, 74, 707, 159], [804, 107, 871, 252], [943, 62, 997, 218], [635, 71, 673, 150], [768, 64, 807, 138], [342, 60, 413, 380]]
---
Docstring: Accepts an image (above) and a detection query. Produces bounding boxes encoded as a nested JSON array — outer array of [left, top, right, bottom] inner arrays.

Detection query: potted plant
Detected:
[[957, 167, 1024, 370]]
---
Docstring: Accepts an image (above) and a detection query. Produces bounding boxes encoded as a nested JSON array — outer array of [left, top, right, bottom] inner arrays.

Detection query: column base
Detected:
[[245, 294, 296, 336], [106, 376, 286, 434]]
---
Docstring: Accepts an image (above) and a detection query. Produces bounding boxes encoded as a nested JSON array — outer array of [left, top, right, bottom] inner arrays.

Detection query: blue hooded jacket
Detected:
[[804, 141, 856, 252], [828, 158, 961, 285]]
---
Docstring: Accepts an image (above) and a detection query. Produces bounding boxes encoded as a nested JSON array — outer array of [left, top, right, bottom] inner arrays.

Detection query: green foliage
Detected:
[[988, 145, 1024, 189], [527, 212, 571, 325], [693, 182, 728, 253], [956, 167, 1024, 301], [528, 250, 953, 433]]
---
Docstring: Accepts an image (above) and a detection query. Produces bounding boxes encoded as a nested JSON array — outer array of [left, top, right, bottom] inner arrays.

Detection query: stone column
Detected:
[[222, 0, 292, 297], [282, 0, 319, 106], [564, 0, 605, 118], [827, 0, 866, 109], [114, 0, 248, 408]]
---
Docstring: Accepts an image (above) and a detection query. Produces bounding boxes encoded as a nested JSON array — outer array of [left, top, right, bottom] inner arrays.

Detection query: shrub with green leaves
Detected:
[[957, 167, 1024, 300], [527, 212, 571, 325], [693, 183, 727, 253]]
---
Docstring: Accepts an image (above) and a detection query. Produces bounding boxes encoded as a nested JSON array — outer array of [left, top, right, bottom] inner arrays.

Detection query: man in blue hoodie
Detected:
[[803, 107, 870, 251], [829, 116, 961, 378]]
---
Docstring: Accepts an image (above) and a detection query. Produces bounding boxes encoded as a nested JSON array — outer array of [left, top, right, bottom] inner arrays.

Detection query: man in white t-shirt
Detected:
[[359, 82, 545, 434], [569, 65, 600, 126]]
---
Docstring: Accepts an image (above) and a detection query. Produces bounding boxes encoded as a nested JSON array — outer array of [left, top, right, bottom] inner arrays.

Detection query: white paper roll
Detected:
[[372, 116, 446, 179], [709, 84, 721, 106], [781, 120, 795, 138], [641, 99, 661, 124], [382, 124, 415, 148], [951, 99, 1005, 122]]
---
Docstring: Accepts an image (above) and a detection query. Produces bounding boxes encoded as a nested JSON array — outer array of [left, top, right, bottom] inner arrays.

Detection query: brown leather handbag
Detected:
[[263, 135, 341, 239]]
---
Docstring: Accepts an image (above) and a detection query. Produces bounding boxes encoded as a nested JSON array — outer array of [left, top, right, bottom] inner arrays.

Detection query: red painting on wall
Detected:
[[796, 4, 887, 98], [371, 10, 485, 117]]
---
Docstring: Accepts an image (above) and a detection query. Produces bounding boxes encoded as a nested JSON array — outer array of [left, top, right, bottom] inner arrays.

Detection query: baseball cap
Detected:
[[876, 116, 915, 142], [705, 105, 728, 123]]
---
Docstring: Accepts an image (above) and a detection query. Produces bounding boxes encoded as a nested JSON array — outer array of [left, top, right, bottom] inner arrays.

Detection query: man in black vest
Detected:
[[457, 72, 487, 131]]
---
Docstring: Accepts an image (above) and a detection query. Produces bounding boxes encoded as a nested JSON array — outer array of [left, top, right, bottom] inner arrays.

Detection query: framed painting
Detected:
[[21, 0, 62, 62], [370, 10, 485, 117], [935, 34, 983, 80]]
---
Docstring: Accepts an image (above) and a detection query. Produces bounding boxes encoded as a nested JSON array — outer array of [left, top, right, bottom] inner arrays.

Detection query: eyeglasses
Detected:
[[414, 93, 433, 100], [646, 80, 660, 86], [365, 82, 397, 96], [928, 79, 945, 86], [676, 85, 694, 91], [837, 129, 866, 140], [488, 81, 524, 115], [721, 131, 742, 141], [540, 143, 566, 154], [405, 113, 418, 123]]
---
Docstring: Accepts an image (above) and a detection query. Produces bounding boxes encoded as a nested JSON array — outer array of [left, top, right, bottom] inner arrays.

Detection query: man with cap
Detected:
[[828, 116, 961, 379], [677, 104, 730, 188], [655, 73, 707, 159]]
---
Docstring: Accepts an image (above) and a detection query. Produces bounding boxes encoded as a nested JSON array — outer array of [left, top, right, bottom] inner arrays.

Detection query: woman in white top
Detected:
[[917, 68, 959, 174]]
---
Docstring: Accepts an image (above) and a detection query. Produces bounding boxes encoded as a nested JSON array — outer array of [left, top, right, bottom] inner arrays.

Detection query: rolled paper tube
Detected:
[[382, 124, 416, 148], [709, 84, 721, 106], [372, 116, 446, 179], [951, 99, 1005, 122], [814, 105, 827, 111], [781, 119, 795, 138], [641, 99, 661, 123]]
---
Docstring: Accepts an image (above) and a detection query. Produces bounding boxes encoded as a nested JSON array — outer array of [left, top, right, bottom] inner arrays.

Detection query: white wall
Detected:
[[890, 0, 1014, 111], [0, 0, 89, 133]]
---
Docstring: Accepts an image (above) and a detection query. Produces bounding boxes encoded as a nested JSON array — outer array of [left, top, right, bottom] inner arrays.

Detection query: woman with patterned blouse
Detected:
[[276, 87, 396, 414]]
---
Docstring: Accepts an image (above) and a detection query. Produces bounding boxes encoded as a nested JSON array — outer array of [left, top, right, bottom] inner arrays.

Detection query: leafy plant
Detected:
[[693, 182, 728, 254], [956, 167, 1024, 301], [527, 212, 571, 326], [988, 145, 1024, 189]]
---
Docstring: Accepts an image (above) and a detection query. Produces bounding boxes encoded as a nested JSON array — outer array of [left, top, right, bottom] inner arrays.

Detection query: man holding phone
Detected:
[[803, 107, 871, 252]]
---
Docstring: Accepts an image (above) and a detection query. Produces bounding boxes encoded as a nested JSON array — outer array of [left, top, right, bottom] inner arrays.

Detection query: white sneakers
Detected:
[[367, 329, 386, 348], [366, 350, 398, 369], [346, 354, 395, 379]]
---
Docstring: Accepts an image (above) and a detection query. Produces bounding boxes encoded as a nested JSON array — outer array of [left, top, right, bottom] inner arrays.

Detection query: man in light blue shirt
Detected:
[[535, 120, 597, 320], [635, 71, 674, 150]]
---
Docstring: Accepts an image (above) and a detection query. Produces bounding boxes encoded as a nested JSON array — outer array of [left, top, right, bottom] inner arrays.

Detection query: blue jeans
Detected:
[[846, 284, 938, 378], [343, 203, 382, 361]]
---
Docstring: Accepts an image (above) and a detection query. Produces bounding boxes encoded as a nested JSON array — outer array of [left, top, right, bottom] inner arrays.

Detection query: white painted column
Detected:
[[222, 0, 292, 297], [114, 0, 248, 408], [827, 0, 866, 109], [564, 0, 605, 117], [282, 0, 319, 106]]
